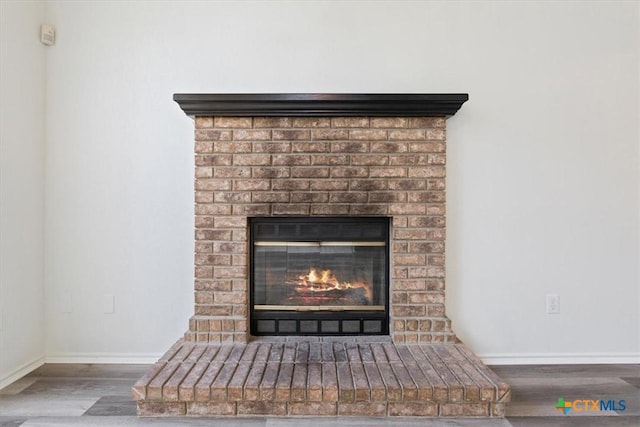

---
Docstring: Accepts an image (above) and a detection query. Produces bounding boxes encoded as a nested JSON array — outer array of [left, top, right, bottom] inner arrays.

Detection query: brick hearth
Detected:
[[132, 94, 510, 417], [133, 339, 510, 417]]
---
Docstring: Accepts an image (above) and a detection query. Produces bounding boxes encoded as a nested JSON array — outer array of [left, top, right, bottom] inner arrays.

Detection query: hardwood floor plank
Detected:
[[4, 361, 640, 425]]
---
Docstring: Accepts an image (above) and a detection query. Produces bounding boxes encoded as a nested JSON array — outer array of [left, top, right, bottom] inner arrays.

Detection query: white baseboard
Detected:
[[5, 352, 637, 376], [479, 352, 640, 365], [45, 353, 162, 364], [0, 355, 45, 390]]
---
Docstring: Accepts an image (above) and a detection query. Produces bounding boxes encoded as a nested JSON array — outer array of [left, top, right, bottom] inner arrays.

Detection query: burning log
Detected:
[[284, 267, 373, 306]]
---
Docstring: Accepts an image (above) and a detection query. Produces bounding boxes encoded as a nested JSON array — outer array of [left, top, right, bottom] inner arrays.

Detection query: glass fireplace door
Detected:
[[250, 217, 389, 336], [253, 241, 386, 310]]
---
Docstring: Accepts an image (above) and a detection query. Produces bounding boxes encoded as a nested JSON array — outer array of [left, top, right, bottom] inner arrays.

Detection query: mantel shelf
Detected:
[[173, 93, 468, 117]]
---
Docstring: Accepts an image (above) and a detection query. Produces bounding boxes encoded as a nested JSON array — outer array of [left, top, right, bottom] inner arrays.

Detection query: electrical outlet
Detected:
[[40, 24, 55, 46], [546, 294, 559, 314]]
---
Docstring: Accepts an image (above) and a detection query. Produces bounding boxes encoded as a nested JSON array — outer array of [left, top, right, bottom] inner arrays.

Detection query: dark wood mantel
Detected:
[[173, 93, 468, 117]]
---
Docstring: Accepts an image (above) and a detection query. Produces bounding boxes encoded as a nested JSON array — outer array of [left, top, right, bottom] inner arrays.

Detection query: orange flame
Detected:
[[294, 267, 372, 302]]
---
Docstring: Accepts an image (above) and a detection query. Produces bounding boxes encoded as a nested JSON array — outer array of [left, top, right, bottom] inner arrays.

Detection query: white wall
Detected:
[[443, 2, 640, 363], [41, 0, 639, 363], [0, 0, 47, 387]]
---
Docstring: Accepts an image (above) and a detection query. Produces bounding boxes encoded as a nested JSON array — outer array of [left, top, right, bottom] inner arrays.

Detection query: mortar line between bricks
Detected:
[[455, 344, 505, 399], [431, 345, 472, 398], [407, 345, 448, 388], [443, 345, 492, 398]]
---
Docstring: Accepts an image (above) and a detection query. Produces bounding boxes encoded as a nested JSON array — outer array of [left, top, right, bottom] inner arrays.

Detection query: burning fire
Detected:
[[300, 268, 342, 287], [292, 267, 372, 302]]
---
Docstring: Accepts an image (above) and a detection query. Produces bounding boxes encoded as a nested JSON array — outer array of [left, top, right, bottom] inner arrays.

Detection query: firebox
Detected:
[[249, 217, 390, 335]]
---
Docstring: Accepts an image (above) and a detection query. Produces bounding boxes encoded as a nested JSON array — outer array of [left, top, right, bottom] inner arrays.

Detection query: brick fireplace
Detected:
[[133, 94, 510, 417]]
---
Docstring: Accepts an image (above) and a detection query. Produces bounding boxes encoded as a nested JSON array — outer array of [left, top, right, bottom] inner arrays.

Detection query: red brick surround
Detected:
[[184, 116, 456, 344]]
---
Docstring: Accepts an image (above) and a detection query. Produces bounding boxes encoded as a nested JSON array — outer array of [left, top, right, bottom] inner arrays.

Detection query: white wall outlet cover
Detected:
[[40, 24, 55, 46], [546, 294, 560, 314]]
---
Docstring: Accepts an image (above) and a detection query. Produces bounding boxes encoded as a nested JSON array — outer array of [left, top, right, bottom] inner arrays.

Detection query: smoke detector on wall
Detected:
[[40, 24, 55, 46]]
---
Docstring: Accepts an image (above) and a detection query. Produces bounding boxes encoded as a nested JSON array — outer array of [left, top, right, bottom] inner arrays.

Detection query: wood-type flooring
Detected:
[[1, 362, 638, 426]]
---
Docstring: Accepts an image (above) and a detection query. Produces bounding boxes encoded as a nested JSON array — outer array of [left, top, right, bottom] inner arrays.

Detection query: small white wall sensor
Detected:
[[40, 24, 55, 46]]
